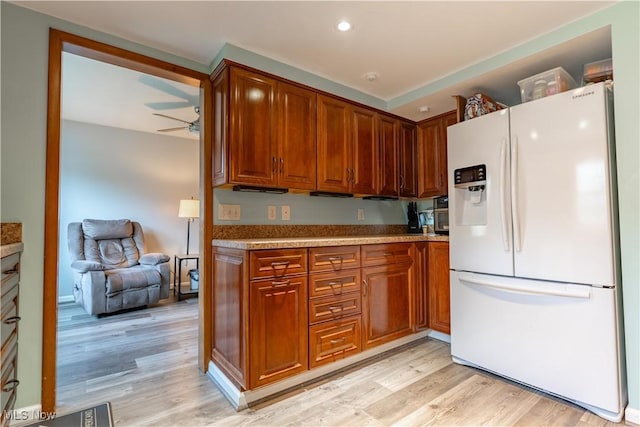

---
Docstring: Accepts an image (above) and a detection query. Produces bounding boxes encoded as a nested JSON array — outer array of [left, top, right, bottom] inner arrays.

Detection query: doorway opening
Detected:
[[43, 29, 213, 413]]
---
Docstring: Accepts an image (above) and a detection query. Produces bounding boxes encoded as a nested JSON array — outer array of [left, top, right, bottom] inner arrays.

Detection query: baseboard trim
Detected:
[[7, 404, 50, 427], [207, 331, 430, 410], [58, 295, 74, 304], [626, 406, 640, 425]]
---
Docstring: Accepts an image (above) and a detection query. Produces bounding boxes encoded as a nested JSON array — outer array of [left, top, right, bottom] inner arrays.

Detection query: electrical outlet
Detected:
[[218, 204, 241, 220], [268, 205, 277, 220], [357, 208, 365, 221], [281, 205, 291, 221]]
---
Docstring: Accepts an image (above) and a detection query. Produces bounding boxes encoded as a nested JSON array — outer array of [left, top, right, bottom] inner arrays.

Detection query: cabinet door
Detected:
[[249, 276, 308, 388], [417, 112, 456, 197], [413, 242, 429, 330], [277, 82, 317, 190], [351, 106, 378, 195], [378, 115, 399, 197], [362, 263, 412, 349], [417, 118, 442, 198], [398, 122, 417, 198], [229, 67, 277, 186], [428, 242, 450, 334], [317, 95, 351, 193]]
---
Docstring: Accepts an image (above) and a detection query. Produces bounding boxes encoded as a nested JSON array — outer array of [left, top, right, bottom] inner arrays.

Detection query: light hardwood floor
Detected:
[[56, 298, 626, 426]]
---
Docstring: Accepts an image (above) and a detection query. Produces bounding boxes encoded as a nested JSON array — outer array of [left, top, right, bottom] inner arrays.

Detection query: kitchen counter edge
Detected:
[[212, 234, 449, 250], [1, 242, 24, 258]]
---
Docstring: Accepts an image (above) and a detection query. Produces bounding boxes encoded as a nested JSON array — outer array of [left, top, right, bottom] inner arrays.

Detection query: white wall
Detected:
[[58, 120, 199, 298]]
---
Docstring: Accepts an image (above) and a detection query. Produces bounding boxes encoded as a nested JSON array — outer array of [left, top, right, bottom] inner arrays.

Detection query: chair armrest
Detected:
[[71, 260, 104, 273], [139, 253, 170, 266]]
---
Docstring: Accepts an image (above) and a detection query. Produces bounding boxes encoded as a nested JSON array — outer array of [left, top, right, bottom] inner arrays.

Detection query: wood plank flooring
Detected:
[[56, 298, 626, 426]]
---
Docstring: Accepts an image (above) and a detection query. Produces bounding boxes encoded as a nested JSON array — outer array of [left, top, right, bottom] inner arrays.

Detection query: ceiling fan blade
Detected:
[[145, 101, 193, 110], [153, 113, 192, 125], [138, 75, 199, 105], [158, 126, 188, 132]]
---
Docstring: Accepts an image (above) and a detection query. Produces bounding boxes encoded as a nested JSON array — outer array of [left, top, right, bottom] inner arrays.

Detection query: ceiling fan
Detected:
[[154, 106, 200, 134]]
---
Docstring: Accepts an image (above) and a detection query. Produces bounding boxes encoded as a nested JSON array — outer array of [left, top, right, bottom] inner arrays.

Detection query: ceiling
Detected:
[[19, 1, 616, 134]]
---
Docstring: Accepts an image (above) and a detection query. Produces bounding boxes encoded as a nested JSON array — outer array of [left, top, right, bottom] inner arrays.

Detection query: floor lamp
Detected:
[[178, 198, 200, 254]]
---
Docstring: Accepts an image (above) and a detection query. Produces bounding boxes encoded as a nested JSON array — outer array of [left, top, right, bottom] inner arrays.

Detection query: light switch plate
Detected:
[[268, 205, 277, 220], [357, 208, 365, 221]]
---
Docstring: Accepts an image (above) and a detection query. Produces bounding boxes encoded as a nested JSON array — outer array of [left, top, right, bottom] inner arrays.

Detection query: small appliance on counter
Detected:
[[407, 201, 421, 234], [433, 196, 449, 234]]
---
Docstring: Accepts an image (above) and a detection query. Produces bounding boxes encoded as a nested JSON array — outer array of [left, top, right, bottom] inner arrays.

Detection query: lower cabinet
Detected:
[[249, 276, 308, 388], [427, 241, 450, 334], [1, 250, 21, 427], [413, 242, 429, 330], [361, 243, 413, 350]]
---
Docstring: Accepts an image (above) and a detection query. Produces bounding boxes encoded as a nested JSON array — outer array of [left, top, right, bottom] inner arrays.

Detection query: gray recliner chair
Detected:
[[68, 219, 171, 315]]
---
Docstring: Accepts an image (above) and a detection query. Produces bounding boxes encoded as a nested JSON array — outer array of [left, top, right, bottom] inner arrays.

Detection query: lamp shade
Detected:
[[178, 199, 200, 218]]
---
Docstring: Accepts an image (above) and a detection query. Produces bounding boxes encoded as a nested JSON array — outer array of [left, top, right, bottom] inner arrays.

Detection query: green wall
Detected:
[[1, 1, 637, 417]]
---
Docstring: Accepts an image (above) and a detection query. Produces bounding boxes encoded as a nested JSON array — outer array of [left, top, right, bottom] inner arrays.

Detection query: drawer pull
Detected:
[[327, 256, 343, 262], [330, 337, 346, 345], [271, 280, 290, 287], [3, 316, 21, 324], [3, 269, 18, 275], [328, 281, 343, 288], [328, 305, 343, 312], [383, 252, 393, 257], [2, 379, 19, 392], [270, 261, 290, 267]]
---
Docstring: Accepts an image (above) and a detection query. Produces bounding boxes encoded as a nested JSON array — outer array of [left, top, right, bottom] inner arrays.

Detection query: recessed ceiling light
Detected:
[[363, 72, 379, 83], [337, 20, 352, 32]]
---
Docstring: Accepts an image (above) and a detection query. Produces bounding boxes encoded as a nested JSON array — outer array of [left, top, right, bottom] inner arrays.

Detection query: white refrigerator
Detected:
[[447, 82, 626, 422]]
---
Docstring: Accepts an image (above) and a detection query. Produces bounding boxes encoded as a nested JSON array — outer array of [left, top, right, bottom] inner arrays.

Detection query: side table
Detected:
[[174, 253, 199, 300]]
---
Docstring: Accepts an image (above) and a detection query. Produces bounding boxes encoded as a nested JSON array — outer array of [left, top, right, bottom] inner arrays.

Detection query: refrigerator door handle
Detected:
[[458, 273, 591, 299], [500, 138, 511, 252], [511, 136, 522, 252]]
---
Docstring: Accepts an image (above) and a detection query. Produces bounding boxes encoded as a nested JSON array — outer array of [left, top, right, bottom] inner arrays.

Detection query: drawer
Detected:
[[1, 298, 19, 352], [309, 246, 360, 272], [361, 243, 413, 267], [249, 249, 307, 279], [308, 270, 361, 298], [1, 344, 18, 420], [309, 315, 361, 368], [0, 253, 19, 275], [309, 292, 361, 325]]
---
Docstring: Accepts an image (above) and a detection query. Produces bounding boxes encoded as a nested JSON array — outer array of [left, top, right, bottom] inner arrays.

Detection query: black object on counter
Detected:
[[407, 201, 421, 234]]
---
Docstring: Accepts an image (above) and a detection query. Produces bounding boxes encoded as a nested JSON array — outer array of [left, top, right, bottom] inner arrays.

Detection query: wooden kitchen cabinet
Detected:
[[229, 67, 278, 186], [417, 111, 457, 198], [428, 241, 450, 334], [1, 250, 21, 427], [351, 106, 378, 195], [211, 247, 309, 390], [212, 64, 316, 191], [308, 245, 362, 368], [378, 114, 400, 197], [317, 94, 352, 193], [399, 121, 417, 198], [361, 243, 413, 350], [249, 275, 308, 388]]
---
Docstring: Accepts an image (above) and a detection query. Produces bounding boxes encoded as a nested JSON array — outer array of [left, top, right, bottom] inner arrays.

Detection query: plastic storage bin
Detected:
[[188, 268, 199, 290], [583, 58, 612, 84], [517, 67, 576, 103]]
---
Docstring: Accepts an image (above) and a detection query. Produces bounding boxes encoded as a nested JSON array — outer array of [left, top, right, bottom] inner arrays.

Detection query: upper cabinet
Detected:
[[212, 65, 316, 191], [316, 96, 379, 195], [398, 121, 417, 198], [417, 111, 457, 198], [378, 115, 400, 197]]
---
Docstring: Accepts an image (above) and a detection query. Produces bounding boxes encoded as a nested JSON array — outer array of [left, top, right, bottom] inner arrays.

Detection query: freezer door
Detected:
[[509, 84, 616, 286], [447, 109, 513, 276], [450, 271, 624, 421]]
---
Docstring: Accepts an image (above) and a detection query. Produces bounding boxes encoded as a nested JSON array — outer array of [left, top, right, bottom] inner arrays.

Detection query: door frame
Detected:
[[43, 29, 213, 412]]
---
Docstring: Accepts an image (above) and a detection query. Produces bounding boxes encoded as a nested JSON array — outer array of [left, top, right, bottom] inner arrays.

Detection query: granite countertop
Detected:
[[212, 234, 449, 250], [1, 242, 24, 258]]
